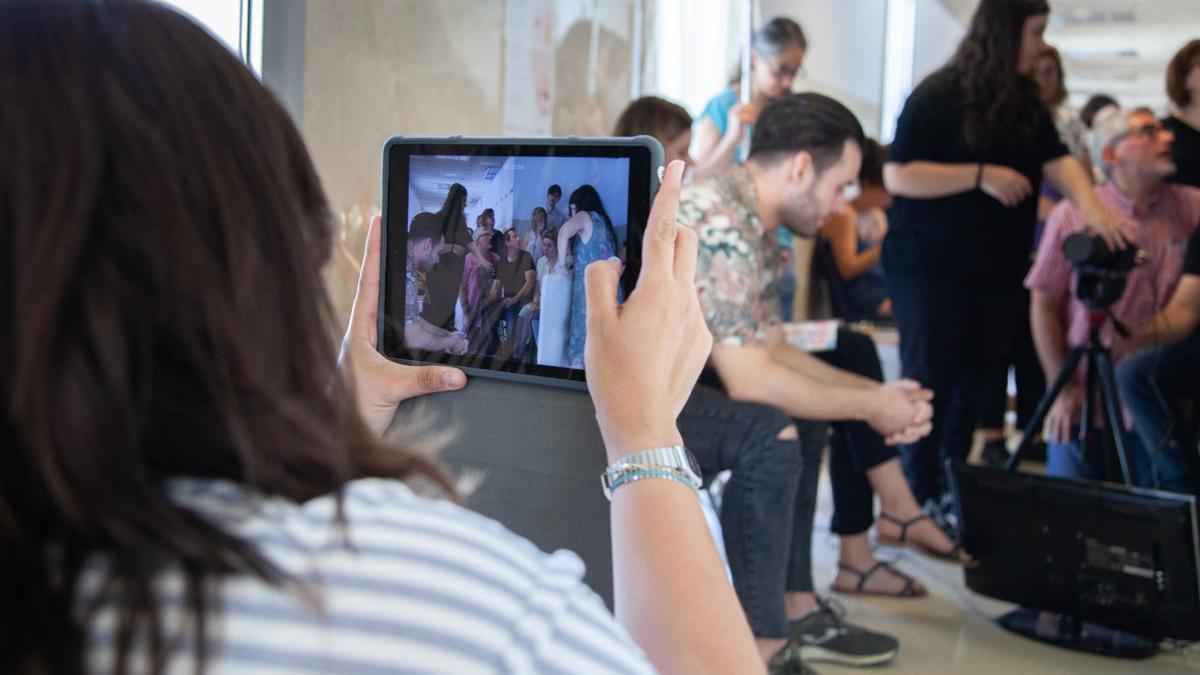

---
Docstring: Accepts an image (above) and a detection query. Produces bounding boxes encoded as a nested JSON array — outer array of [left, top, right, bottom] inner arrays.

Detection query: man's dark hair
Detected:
[[749, 93, 865, 172], [1080, 93, 1118, 128], [409, 212, 442, 244], [547, 184, 562, 198]]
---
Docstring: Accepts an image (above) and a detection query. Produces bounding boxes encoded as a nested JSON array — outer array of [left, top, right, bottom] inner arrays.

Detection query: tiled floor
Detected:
[[805, 467, 1200, 674]]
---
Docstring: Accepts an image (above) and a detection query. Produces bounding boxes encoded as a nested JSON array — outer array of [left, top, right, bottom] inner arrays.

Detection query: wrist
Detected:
[[975, 162, 985, 189], [598, 417, 684, 463]]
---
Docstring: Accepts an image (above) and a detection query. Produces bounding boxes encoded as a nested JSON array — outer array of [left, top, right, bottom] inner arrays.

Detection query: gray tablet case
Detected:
[[382, 136, 664, 608]]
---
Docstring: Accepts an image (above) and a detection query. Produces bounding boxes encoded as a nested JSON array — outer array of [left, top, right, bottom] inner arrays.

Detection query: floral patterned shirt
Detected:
[[677, 166, 785, 348]]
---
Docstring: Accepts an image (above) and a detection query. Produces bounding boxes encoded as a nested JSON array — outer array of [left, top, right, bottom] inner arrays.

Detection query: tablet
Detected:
[[379, 136, 662, 388]]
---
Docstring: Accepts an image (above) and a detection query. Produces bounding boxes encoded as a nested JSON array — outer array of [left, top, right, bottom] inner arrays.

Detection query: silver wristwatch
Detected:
[[601, 445, 703, 499]]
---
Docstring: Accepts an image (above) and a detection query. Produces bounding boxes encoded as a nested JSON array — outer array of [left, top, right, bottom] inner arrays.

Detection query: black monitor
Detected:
[[948, 461, 1200, 658]]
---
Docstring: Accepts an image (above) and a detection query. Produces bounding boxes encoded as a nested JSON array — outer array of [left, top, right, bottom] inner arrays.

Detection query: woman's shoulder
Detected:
[[169, 477, 591, 596], [699, 88, 737, 121]]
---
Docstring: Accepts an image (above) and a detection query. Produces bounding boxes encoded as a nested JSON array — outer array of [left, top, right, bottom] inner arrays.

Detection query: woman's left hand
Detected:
[[339, 215, 467, 436]]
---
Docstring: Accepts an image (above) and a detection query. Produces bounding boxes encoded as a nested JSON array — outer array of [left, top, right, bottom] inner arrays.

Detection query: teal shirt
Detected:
[[698, 89, 793, 251]]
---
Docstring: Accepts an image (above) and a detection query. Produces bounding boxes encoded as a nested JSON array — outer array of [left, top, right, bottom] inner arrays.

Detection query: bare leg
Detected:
[[867, 458, 966, 560], [834, 533, 926, 594], [756, 638, 787, 665], [785, 591, 816, 621]]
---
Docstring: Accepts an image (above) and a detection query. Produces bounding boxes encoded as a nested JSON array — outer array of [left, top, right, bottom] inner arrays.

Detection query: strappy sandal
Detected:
[[831, 561, 926, 598], [877, 512, 963, 562]]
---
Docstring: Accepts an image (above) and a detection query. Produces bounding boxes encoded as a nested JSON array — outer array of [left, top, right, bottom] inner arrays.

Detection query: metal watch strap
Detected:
[[601, 445, 702, 499]]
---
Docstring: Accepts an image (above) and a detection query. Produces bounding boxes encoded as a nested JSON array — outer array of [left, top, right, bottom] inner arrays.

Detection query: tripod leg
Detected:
[[1006, 346, 1086, 471], [1092, 351, 1134, 486]]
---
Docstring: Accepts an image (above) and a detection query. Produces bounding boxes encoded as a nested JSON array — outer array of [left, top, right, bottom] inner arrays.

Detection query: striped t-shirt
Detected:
[[82, 478, 656, 674]]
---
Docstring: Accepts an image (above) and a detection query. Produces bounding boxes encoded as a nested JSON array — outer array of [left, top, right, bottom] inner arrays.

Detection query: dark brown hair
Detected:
[[613, 96, 693, 148], [859, 139, 888, 188], [1037, 45, 1068, 108], [1080, 93, 1118, 128], [0, 1, 451, 672], [1166, 39, 1200, 108], [947, 0, 1050, 151]]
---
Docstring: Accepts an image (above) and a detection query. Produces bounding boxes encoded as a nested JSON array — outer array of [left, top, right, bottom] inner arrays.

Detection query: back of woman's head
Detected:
[[613, 96, 692, 147], [0, 1, 446, 671], [569, 185, 618, 246], [949, 0, 1049, 150]]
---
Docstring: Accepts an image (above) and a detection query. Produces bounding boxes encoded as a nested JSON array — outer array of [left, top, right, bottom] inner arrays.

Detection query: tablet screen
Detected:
[[380, 139, 658, 385]]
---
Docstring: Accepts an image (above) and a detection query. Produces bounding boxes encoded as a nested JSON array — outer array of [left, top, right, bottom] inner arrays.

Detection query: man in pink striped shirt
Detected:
[[1026, 107, 1200, 483]]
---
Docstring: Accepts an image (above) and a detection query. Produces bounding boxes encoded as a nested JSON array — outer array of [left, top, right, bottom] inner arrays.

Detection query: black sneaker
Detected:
[[767, 639, 820, 675], [789, 596, 898, 667]]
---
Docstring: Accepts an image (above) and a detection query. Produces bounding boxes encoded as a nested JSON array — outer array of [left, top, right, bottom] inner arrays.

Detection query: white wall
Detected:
[[912, 0, 962, 84]]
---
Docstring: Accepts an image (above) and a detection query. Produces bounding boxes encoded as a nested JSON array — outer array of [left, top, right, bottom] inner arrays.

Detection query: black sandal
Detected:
[[877, 512, 963, 562], [831, 560, 926, 598]]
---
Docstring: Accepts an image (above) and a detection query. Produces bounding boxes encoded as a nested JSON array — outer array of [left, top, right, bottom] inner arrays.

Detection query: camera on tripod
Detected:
[[1062, 232, 1144, 310]]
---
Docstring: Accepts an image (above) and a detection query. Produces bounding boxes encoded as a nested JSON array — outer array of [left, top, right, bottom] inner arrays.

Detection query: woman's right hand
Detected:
[[979, 164, 1033, 207], [726, 102, 759, 139], [584, 161, 712, 462]]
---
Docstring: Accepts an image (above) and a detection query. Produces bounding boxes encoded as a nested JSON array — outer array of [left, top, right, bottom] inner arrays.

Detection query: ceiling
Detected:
[[408, 155, 509, 215], [937, 0, 1200, 111]]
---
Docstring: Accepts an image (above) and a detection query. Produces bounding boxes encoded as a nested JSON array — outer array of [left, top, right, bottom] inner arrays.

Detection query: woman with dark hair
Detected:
[[0, 2, 762, 673], [556, 185, 621, 367], [817, 138, 893, 321], [1163, 39, 1200, 187], [614, 95, 695, 168], [421, 183, 491, 332], [882, 0, 1134, 516]]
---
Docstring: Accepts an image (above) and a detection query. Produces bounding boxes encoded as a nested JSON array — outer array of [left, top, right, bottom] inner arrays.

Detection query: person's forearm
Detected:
[[884, 161, 979, 199], [1129, 306, 1196, 350], [610, 461, 764, 674], [1043, 155, 1098, 214], [1030, 296, 1069, 381], [514, 276, 534, 303], [724, 355, 880, 422], [766, 335, 877, 389], [837, 242, 882, 280]]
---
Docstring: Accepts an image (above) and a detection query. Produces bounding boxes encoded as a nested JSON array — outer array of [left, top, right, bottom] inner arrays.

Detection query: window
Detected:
[[158, 0, 262, 75]]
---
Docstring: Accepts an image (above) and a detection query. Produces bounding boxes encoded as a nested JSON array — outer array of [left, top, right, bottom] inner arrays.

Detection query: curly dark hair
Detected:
[[949, 0, 1050, 151]]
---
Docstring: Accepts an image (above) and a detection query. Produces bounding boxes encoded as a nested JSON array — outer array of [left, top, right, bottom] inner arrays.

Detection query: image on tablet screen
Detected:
[[401, 154, 630, 371]]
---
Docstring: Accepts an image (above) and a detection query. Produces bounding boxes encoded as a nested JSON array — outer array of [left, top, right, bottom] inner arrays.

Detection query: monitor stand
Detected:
[[997, 608, 1159, 660]]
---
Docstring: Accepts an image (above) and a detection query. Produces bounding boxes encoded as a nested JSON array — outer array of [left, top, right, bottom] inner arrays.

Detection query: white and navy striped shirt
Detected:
[[82, 478, 656, 674]]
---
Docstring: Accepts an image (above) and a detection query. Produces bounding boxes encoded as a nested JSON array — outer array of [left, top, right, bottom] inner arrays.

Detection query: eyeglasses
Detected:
[[1116, 123, 1167, 144], [766, 60, 805, 81]]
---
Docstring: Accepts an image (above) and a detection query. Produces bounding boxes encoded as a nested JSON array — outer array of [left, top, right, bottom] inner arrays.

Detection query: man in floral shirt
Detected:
[[674, 94, 938, 674]]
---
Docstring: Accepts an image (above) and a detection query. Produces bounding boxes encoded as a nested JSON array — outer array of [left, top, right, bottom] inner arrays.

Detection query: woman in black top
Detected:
[[882, 0, 1134, 509], [419, 183, 491, 331], [1163, 40, 1200, 188]]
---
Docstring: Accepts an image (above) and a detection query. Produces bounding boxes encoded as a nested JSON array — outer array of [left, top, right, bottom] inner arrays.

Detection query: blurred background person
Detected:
[[460, 226, 500, 349], [817, 138, 892, 321], [1163, 39, 1200, 187], [976, 43, 1093, 468], [693, 16, 809, 322], [494, 228, 536, 359], [614, 95, 695, 168], [522, 206, 549, 266], [883, 0, 1134, 521], [421, 183, 491, 334], [557, 184, 621, 368], [1080, 93, 1120, 130]]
